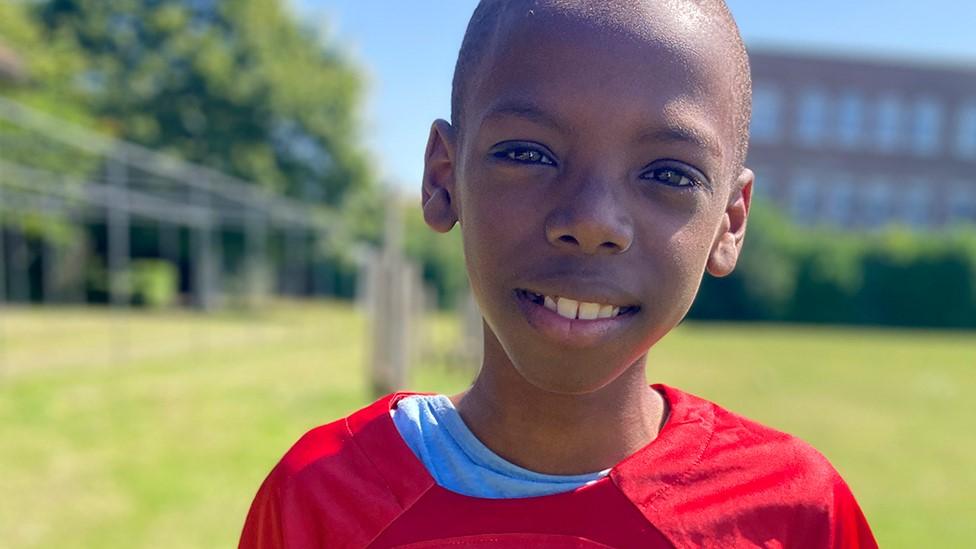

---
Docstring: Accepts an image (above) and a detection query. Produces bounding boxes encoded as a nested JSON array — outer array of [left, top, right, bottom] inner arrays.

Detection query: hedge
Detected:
[[691, 205, 976, 328]]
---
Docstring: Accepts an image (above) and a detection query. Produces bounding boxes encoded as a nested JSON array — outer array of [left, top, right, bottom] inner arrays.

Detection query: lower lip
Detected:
[[514, 291, 637, 349]]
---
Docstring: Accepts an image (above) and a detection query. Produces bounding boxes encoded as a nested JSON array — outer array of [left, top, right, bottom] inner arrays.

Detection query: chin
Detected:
[[507, 345, 641, 396]]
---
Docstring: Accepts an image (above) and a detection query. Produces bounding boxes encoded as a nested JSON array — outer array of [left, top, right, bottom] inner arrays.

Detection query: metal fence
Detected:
[[0, 96, 479, 388], [0, 96, 340, 310]]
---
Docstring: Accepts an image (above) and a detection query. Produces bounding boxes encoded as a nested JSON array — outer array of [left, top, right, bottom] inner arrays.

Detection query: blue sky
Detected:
[[295, 1, 976, 192]]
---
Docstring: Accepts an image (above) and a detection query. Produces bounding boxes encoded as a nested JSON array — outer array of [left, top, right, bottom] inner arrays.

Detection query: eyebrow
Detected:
[[480, 99, 724, 162], [638, 124, 724, 163], [480, 100, 570, 134]]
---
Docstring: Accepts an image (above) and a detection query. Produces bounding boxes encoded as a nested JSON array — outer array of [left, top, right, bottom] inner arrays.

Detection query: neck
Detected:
[[453, 340, 666, 476]]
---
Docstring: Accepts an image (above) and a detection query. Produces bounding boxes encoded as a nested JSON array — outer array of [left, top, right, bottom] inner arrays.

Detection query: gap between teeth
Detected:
[[541, 294, 620, 320]]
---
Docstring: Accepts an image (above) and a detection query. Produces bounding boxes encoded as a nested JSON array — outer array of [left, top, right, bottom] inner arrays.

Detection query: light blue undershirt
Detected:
[[391, 394, 610, 499]]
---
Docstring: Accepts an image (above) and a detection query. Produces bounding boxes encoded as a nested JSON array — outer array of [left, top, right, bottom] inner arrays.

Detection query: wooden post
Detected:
[[458, 289, 484, 370], [366, 196, 425, 396]]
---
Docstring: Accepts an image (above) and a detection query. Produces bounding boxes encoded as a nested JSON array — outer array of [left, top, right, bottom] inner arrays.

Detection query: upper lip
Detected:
[[517, 277, 640, 309]]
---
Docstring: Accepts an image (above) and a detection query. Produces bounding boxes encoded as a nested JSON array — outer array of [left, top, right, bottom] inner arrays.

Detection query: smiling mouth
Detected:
[[515, 289, 640, 321]]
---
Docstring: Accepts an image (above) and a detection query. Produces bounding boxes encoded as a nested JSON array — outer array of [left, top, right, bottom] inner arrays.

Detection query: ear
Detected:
[[421, 119, 460, 233], [706, 168, 753, 277]]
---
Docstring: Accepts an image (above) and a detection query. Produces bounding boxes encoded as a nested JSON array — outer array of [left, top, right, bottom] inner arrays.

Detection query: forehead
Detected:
[[463, 2, 739, 162]]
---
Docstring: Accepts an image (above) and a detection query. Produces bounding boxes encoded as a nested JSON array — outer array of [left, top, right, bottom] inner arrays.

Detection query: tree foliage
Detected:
[[0, 0, 98, 248], [0, 0, 96, 171], [0, 1, 87, 106], [35, 0, 372, 206]]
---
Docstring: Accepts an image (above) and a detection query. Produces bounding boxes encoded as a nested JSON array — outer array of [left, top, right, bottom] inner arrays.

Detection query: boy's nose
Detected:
[[544, 184, 633, 255]]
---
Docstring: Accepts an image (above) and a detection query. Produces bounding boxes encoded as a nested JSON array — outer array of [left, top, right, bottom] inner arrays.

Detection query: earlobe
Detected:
[[706, 168, 753, 277], [421, 119, 460, 233]]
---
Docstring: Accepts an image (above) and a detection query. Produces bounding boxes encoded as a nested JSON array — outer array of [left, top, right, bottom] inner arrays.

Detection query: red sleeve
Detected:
[[239, 467, 286, 549], [236, 435, 379, 549], [830, 475, 878, 549], [237, 396, 435, 548], [239, 464, 324, 549]]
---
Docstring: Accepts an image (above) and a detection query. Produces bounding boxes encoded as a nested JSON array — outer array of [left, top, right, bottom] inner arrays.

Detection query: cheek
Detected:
[[457, 175, 541, 290], [636, 193, 714, 259], [667, 231, 714, 284], [633, 201, 718, 303], [461, 191, 522, 261]]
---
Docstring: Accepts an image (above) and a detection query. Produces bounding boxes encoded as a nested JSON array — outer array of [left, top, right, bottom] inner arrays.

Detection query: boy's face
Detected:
[[423, 4, 752, 395]]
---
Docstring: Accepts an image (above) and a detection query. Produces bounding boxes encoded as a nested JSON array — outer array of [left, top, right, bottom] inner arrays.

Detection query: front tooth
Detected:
[[544, 295, 557, 312], [597, 304, 614, 318], [578, 301, 600, 320], [556, 297, 579, 320]]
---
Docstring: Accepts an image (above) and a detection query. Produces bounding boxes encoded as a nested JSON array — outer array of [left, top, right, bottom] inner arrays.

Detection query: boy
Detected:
[[241, 1, 878, 547]]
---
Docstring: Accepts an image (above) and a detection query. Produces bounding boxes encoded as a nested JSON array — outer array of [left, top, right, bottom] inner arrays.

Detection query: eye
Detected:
[[491, 142, 556, 166], [640, 164, 707, 190], [647, 168, 695, 187]]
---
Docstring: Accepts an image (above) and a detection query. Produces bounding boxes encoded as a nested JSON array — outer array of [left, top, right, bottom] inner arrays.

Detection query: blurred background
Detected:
[[0, 0, 973, 547]]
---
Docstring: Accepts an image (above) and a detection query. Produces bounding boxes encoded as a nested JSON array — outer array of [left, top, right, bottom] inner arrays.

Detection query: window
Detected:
[[751, 83, 782, 143], [956, 102, 976, 159], [789, 173, 820, 225], [948, 183, 976, 222], [796, 88, 828, 146], [824, 174, 854, 226], [874, 95, 903, 152], [911, 97, 943, 156], [836, 91, 865, 149], [861, 177, 892, 229], [898, 180, 932, 227]]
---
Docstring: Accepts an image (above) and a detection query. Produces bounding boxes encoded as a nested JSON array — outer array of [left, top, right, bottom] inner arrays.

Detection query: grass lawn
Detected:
[[0, 302, 973, 547]]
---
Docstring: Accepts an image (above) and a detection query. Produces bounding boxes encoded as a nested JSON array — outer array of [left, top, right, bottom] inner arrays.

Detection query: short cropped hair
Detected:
[[451, 0, 753, 171]]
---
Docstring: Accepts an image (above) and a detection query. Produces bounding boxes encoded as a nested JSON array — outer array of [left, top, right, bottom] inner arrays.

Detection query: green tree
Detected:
[[36, 0, 372, 206], [0, 0, 96, 174], [0, 0, 97, 263]]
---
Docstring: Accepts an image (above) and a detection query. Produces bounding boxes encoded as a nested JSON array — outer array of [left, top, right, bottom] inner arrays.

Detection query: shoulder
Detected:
[[657, 385, 845, 494], [239, 394, 436, 549], [648, 385, 840, 486], [273, 392, 433, 488], [705, 391, 841, 490], [269, 396, 387, 489], [635, 385, 877, 548], [275, 408, 365, 480]]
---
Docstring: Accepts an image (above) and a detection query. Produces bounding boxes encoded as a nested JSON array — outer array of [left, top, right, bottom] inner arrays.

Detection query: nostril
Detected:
[[558, 235, 579, 246], [600, 241, 621, 251]]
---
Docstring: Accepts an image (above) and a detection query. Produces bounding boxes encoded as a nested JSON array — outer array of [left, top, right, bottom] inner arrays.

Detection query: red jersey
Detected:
[[240, 385, 877, 548]]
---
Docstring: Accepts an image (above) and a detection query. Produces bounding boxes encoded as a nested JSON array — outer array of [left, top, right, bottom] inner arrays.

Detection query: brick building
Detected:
[[747, 49, 976, 229]]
